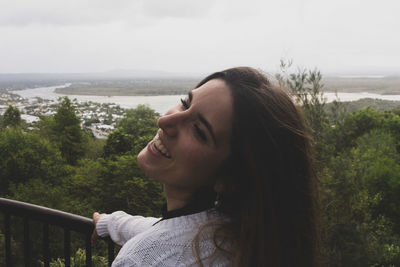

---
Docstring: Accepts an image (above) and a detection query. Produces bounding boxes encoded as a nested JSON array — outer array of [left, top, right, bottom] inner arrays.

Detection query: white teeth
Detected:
[[153, 134, 171, 158]]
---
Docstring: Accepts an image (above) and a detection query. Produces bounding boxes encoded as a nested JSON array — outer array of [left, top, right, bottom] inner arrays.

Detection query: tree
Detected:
[[103, 128, 135, 157], [1, 105, 21, 128], [275, 61, 400, 265], [276, 59, 329, 139], [321, 128, 400, 266], [53, 97, 85, 165], [0, 127, 68, 195], [103, 104, 158, 157], [70, 155, 164, 217], [275, 59, 331, 163]]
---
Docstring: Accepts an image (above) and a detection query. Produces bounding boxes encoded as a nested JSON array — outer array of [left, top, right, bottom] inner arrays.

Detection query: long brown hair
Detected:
[[195, 67, 320, 267]]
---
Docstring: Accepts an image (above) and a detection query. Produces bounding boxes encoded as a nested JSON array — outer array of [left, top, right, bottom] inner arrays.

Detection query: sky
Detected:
[[0, 0, 399, 75]]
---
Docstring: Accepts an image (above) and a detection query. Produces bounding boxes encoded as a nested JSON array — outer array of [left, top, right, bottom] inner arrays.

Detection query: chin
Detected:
[[137, 147, 159, 181]]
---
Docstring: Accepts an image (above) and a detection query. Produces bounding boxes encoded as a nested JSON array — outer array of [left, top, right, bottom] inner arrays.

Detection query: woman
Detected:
[[92, 67, 319, 266]]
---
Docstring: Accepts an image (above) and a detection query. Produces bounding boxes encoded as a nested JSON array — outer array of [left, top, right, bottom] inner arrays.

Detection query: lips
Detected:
[[152, 133, 171, 158]]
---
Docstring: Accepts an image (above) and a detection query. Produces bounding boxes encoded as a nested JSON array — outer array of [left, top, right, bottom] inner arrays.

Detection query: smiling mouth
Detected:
[[153, 134, 171, 158]]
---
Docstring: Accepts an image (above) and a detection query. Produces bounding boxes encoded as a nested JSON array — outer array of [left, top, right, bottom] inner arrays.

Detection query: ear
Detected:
[[213, 179, 227, 193]]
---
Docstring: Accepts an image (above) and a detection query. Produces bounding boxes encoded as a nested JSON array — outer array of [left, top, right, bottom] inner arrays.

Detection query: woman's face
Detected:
[[138, 79, 233, 192]]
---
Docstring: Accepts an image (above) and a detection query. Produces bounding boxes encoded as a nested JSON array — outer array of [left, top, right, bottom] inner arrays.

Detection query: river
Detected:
[[11, 84, 185, 115], [10, 83, 400, 114]]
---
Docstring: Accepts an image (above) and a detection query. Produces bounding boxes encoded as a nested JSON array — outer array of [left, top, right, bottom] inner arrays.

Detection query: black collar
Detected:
[[153, 189, 216, 225], [161, 198, 215, 220]]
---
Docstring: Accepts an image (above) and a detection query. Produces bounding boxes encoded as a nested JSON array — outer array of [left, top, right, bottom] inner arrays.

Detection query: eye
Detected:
[[194, 124, 207, 141], [180, 98, 189, 110], [180, 96, 207, 142]]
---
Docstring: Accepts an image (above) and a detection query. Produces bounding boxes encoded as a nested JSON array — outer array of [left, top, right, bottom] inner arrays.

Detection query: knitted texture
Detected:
[[96, 210, 232, 266]]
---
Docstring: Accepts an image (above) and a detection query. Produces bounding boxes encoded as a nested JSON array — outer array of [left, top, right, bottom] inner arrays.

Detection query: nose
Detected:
[[157, 107, 187, 137]]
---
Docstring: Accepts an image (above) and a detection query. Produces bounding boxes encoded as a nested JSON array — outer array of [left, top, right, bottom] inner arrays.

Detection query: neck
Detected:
[[163, 184, 194, 211]]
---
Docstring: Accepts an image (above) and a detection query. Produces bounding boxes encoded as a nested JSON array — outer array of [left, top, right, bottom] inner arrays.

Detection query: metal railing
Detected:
[[0, 197, 115, 267]]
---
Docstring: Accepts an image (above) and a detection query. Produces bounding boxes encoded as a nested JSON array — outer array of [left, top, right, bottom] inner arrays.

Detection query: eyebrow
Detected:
[[188, 91, 217, 146], [188, 91, 193, 102]]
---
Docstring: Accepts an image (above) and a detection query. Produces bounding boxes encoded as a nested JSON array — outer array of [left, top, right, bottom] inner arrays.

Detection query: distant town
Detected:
[[0, 91, 124, 138]]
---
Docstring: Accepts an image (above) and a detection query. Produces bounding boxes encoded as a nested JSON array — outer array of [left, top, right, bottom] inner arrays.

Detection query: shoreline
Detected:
[[53, 88, 400, 97]]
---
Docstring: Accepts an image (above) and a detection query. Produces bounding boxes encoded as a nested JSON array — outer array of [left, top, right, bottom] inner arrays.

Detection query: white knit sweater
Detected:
[[96, 209, 232, 266]]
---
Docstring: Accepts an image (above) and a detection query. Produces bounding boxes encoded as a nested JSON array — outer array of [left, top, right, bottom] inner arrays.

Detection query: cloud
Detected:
[[0, 0, 398, 73], [0, 0, 219, 27], [141, 0, 216, 19], [0, 0, 140, 26]]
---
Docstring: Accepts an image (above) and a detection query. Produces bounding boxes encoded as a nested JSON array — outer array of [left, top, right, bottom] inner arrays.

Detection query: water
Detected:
[[11, 84, 185, 115], [10, 83, 400, 114]]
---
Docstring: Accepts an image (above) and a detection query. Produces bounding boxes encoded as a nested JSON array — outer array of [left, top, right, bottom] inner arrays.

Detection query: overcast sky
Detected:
[[0, 0, 399, 75]]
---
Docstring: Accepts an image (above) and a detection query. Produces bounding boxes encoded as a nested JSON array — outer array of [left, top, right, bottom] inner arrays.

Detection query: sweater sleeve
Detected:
[[96, 211, 160, 246]]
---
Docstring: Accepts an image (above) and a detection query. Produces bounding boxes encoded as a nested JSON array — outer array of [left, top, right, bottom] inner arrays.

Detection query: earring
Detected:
[[214, 193, 221, 208]]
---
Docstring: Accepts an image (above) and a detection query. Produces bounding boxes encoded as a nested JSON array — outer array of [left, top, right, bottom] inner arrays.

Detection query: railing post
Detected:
[[5, 213, 11, 266], [64, 228, 71, 267], [24, 216, 30, 267], [108, 238, 115, 267], [85, 233, 92, 267], [43, 223, 50, 267]]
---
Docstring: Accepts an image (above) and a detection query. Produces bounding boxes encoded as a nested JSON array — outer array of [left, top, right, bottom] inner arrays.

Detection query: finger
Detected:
[[91, 212, 100, 245], [91, 228, 98, 244], [93, 212, 100, 222]]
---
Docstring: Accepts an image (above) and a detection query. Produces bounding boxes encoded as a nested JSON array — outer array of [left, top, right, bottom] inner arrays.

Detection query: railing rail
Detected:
[[0, 197, 115, 267]]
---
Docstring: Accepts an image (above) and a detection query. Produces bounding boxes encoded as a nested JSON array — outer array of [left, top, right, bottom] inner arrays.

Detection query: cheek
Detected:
[[181, 146, 224, 179]]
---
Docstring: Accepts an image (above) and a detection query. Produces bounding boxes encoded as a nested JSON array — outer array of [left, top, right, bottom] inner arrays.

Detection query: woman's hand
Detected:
[[91, 212, 106, 244]]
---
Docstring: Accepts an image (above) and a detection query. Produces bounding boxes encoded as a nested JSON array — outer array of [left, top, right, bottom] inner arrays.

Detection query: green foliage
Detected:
[[325, 98, 400, 116], [0, 231, 19, 266], [55, 79, 197, 96], [36, 114, 56, 138], [0, 233, 3, 266], [83, 117, 100, 126], [1, 105, 21, 128], [40, 248, 108, 267], [52, 97, 85, 165], [276, 59, 329, 138], [103, 104, 158, 157], [103, 128, 135, 157], [325, 108, 400, 156], [7, 178, 74, 212], [0, 102, 163, 264], [0, 127, 68, 195], [279, 60, 400, 266], [321, 129, 400, 266], [70, 155, 163, 217], [83, 137, 106, 160]]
